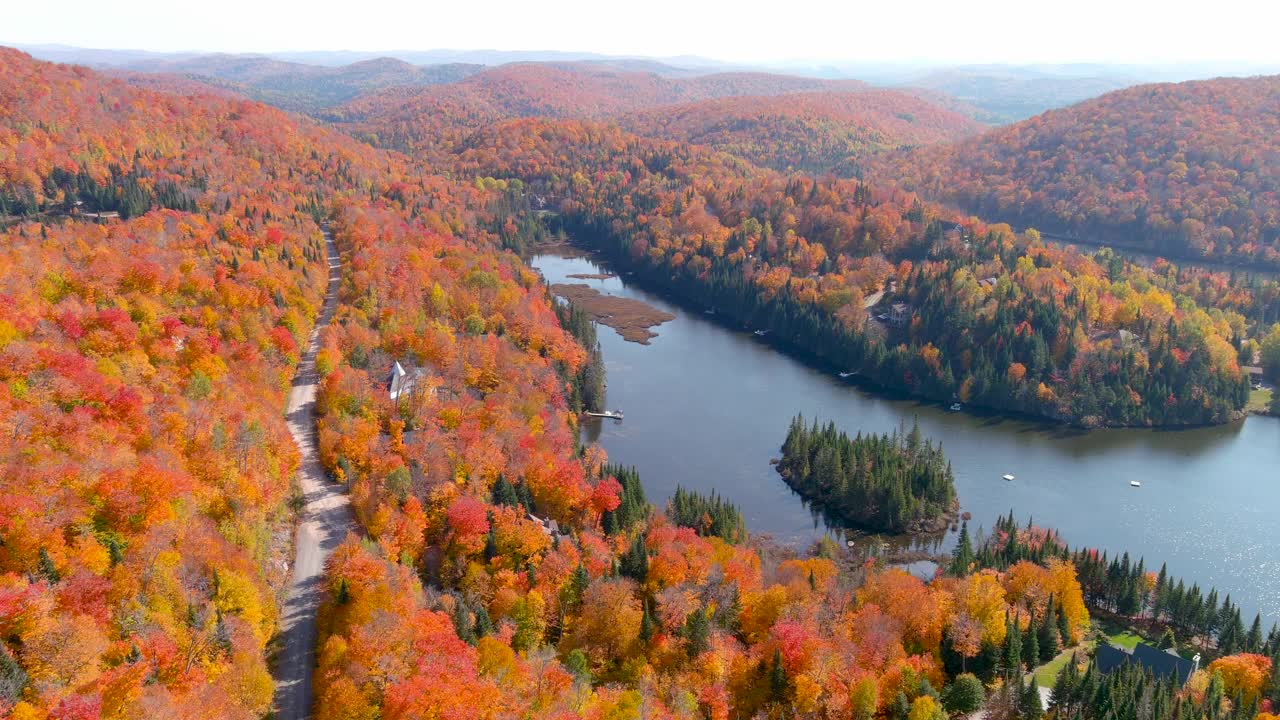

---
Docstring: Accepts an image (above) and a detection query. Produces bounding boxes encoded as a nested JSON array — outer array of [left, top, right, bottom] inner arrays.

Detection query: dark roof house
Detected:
[[1095, 641, 1200, 685]]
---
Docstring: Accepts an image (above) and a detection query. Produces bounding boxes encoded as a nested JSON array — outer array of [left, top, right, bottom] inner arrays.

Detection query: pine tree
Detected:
[[639, 602, 656, 644], [719, 584, 744, 636], [770, 648, 789, 703], [492, 474, 519, 507], [483, 527, 498, 562], [683, 606, 710, 658], [891, 691, 912, 720], [1204, 671, 1224, 719], [0, 645, 27, 707], [1049, 655, 1078, 712], [474, 605, 494, 638], [1019, 674, 1045, 719], [37, 547, 60, 584], [620, 533, 648, 582], [1246, 613, 1263, 653], [452, 599, 476, 645], [564, 565, 589, 610], [1004, 617, 1023, 677], [1057, 603, 1072, 646], [1024, 618, 1040, 671], [951, 520, 974, 576], [1039, 596, 1060, 662]]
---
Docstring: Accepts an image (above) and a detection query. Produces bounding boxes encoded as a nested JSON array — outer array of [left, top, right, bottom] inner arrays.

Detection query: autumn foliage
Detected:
[[882, 76, 1280, 266]]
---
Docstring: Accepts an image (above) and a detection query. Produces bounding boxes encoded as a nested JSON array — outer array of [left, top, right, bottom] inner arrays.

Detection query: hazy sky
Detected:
[[8, 0, 1280, 64]]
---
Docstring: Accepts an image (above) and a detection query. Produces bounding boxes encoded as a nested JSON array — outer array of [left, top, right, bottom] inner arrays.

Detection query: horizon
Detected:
[[8, 0, 1280, 66], [8, 41, 1280, 82]]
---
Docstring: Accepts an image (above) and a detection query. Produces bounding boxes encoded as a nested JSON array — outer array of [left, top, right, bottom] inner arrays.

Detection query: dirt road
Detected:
[[271, 227, 355, 720]]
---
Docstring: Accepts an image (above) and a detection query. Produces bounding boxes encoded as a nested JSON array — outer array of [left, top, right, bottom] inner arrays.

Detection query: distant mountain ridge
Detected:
[[880, 74, 1280, 266], [110, 53, 483, 112], [618, 90, 985, 174], [323, 63, 984, 164]]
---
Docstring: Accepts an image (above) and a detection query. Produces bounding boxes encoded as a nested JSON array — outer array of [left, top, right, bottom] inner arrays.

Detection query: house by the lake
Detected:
[[1095, 641, 1200, 684]]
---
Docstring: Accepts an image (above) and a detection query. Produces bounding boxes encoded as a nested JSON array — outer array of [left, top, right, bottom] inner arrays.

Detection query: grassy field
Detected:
[[1030, 624, 1145, 688], [1106, 629, 1143, 650], [1033, 647, 1078, 686], [1247, 387, 1273, 413]]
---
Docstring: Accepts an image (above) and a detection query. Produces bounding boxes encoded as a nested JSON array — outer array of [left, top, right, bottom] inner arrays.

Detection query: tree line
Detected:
[[777, 414, 957, 533]]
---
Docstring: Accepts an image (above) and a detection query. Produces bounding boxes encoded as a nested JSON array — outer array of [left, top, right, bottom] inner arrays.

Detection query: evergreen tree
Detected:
[[452, 599, 476, 645], [474, 605, 494, 638], [770, 649, 790, 703], [942, 673, 985, 714], [683, 606, 710, 658], [619, 533, 648, 583], [1004, 617, 1023, 677], [1049, 655, 1078, 712], [639, 601, 656, 644], [564, 565, 589, 610], [1246, 613, 1263, 653], [491, 474, 519, 507], [951, 520, 974, 576], [719, 584, 744, 636], [37, 547, 59, 584], [0, 645, 26, 708], [1039, 596, 1060, 662], [1018, 674, 1045, 719], [890, 691, 912, 720], [1024, 618, 1040, 671], [776, 414, 956, 533]]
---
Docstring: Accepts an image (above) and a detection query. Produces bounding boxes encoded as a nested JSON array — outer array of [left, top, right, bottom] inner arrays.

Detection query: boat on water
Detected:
[[1130, 480, 1142, 487], [1002, 474, 1015, 481], [585, 410, 624, 421], [949, 403, 962, 411], [753, 329, 769, 336], [839, 371, 855, 378]]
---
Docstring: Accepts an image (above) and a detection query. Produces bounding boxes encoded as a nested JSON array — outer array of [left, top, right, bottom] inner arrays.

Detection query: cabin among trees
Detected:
[[1095, 641, 1201, 684], [388, 360, 426, 400], [888, 302, 912, 327]]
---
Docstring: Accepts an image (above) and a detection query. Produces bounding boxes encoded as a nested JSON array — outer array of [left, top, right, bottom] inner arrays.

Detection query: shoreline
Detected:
[[534, 236, 1251, 432]]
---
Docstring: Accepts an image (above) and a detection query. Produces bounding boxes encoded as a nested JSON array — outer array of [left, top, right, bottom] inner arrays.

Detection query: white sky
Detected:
[[7, 0, 1280, 64]]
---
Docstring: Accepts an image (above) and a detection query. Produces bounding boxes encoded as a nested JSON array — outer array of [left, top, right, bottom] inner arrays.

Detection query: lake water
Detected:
[[533, 252, 1280, 624]]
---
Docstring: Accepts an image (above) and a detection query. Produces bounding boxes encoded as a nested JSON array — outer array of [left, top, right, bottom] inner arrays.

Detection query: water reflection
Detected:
[[535, 251, 1280, 622]]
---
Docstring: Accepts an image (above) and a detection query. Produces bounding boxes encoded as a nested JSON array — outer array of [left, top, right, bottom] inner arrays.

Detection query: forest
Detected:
[[881, 76, 1280, 268], [777, 416, 957, 534], [434, 119, 1252, 427], [954, 514, 1280, 720], [2, 44, 1279, 720]]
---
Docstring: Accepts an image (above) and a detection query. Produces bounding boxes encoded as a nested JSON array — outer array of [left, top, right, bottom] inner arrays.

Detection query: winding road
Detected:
[[272, 227, 355, 720]]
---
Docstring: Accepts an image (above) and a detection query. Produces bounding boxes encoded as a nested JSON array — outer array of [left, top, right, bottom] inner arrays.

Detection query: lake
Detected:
[[532, 251, 1280, 624]]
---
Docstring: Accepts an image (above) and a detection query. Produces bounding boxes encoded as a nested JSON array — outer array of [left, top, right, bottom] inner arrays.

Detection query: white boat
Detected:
[[949, 403, 962, 411], [585, 410, 624, 421], [1130, 480, 1142, 487], [839, 371, 855, 378], [1002, 474, 1015, 481], [753, 329, 769, 336]]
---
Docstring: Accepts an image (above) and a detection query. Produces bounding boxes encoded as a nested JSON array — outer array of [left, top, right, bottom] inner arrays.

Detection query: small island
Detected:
[[777, 414, 958, 534], [550, 282, 675, 344]]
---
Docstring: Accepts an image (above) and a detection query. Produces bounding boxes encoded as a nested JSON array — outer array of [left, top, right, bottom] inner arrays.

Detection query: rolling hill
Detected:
[[881, 75, 1280, 266], [327, 62, 983, 163], [619, 89, 985, 174], [113, 54, 482, 112]]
